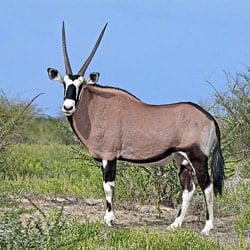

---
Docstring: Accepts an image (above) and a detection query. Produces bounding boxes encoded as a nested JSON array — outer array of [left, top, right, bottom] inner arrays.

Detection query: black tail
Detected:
[[211, 123, 225, 196]]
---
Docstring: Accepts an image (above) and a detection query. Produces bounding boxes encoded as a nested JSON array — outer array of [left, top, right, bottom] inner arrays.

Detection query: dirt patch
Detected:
[[16, 196, 249, 249]]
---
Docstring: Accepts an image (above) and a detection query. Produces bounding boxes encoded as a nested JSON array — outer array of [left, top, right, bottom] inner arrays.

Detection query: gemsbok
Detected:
[[47, 22, 224, 235]]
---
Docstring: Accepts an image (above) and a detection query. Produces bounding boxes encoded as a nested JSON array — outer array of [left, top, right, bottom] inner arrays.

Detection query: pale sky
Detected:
[[1, 0, 250, 116]]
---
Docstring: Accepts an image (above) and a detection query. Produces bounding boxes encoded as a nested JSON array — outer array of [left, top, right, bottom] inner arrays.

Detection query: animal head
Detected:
[[47, 22, 107, 116]]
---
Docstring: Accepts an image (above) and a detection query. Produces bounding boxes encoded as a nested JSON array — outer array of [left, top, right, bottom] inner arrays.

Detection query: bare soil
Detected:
[[17, 196, 249, 249]]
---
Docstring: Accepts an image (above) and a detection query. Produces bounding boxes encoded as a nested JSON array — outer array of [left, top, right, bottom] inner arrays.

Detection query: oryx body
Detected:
[[47, 23, 224, 235]]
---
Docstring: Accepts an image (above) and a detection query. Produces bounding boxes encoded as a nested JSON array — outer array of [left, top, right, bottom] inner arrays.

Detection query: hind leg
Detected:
[[169, 158, 195, 229], [196, 166, 214, 235], [201, 183, 214, 235], [192, 157, 214, 235]]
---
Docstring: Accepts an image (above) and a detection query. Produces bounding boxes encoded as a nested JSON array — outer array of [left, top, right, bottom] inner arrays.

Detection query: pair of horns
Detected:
[[62, 21, 107, 76]]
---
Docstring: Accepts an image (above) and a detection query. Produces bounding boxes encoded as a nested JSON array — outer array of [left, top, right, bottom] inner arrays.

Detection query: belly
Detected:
[[119, 148, 177, 167]]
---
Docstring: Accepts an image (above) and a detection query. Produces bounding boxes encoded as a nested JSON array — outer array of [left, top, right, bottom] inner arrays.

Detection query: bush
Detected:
[[209, 71, 250, 178], [0, 199, 223, 250], [0, 144, 103, 198], [116, 162, 181, 208], [25, 117, 75, 145]]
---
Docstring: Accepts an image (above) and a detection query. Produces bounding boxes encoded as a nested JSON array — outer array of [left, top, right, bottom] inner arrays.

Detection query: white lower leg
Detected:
[[169, 183, 195, 228], [104, 210, 115, 227], [201, 183, 214, 235], [103, 181, 115, 227]]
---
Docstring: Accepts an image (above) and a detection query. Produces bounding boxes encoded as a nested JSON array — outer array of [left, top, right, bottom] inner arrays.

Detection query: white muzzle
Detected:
[[62, 99, 76, 116]]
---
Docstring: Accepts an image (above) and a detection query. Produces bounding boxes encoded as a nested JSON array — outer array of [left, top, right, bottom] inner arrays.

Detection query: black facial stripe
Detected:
[[65, 84, 76, 100]]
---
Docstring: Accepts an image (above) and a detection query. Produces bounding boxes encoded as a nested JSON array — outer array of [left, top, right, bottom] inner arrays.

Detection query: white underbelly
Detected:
[[140, 153, 176, 167]]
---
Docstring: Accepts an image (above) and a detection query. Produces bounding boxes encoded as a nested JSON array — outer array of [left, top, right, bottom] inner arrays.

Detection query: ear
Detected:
[[47, 68, 63, 83], [87, 72, 100, 84]]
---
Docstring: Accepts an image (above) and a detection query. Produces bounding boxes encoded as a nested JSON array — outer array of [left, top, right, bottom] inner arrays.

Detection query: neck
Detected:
[[66, 87, 92, 147]]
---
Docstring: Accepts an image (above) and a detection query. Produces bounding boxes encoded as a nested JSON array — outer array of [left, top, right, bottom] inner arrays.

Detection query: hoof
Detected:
[[200, 220, 213, 236], [103, 211, 115, 227], [167, 218, 182, 230]]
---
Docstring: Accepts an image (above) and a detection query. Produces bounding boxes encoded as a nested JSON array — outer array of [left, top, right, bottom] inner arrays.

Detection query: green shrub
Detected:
[[0, 144, 103, 199], [116, 162, 181, 208], [234, 208, 250, 249], [0, 201, 223, 250], [215, 181, 250, 249], [209, 71, 250, 178]]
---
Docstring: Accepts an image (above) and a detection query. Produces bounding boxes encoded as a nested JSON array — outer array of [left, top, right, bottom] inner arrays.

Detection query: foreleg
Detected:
[[101, 159, 116, 226]]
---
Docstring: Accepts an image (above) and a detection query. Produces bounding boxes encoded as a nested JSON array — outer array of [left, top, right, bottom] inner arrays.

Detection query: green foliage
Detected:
[[0, 91, 76, 152], [216, 181, 250, 216], [0, 92, 42, 159], [209, 71, 250, 178], [25, 117, 75, 145], [0, 144, 102, 198], [216, 181, 250, 248], [0, 206, 76, 249], [234, 208, 250, 249], [116, 162, 181, 208], [95, 227, 223, 250], [0, 200, 223, 250]]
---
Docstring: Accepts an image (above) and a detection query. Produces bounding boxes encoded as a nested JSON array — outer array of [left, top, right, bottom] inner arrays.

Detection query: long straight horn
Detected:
[[62, 21, 73, 75], [77, 23, 108, 76]]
